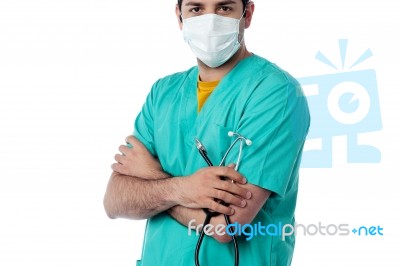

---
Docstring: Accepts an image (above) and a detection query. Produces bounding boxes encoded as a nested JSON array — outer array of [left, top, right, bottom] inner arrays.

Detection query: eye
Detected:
[[217, 6, 233, 13], [189, 7, 202, 14]]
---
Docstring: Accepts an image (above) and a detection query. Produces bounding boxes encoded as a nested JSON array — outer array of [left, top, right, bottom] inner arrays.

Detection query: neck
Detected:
[[198, 45, 252, 82]]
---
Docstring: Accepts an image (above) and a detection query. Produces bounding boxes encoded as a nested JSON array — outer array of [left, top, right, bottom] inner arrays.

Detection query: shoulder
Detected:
[[250, 54, 300, 89], [233, 54, 302, 100], [152, 66, 197, 92], [237, 55, 304, 104], [240, 55, 309, 123], [142, 66, 198, 112]]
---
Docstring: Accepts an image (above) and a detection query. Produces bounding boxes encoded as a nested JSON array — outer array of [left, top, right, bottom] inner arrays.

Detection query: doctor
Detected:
[[103, 0, 310, 265]]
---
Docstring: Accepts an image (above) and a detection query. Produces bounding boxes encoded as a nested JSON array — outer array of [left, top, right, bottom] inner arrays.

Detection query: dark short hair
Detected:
[[177, 0, 250, 11]]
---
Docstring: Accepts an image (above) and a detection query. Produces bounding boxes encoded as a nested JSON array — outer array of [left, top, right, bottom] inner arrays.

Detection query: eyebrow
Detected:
[[185, 2, 203, 7], [217, 0, 237, 5], [185, 0, 238, 7]]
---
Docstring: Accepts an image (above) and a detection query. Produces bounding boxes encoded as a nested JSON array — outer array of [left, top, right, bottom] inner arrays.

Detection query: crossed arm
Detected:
[[103, 136, 271, 242]]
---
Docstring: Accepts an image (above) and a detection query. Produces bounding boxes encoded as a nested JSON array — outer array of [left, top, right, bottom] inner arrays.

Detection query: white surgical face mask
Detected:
[[182, 13, 244, 68]]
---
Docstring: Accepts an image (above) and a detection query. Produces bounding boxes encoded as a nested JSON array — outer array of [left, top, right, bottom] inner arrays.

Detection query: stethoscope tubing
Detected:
[[195, 138, 247, 266]]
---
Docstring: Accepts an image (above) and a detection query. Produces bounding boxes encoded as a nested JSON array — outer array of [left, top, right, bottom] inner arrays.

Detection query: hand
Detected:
[[112, 136, 168, 180], [175, 167, 252, 216]]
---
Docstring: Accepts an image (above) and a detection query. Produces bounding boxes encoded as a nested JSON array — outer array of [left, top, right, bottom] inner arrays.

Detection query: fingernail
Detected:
[[246, 191, 252, 199], [230, 208, 235, 215], [241, 200, 246, 207], [243, 178, 247, 184]]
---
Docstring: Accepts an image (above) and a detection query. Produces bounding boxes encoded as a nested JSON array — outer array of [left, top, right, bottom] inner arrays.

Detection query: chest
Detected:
[[152, 84, 248, 176]]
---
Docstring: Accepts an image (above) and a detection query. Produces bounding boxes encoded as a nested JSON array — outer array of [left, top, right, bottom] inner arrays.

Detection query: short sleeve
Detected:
[[133, 82, 158, 156], [228, 74, 310, 197]]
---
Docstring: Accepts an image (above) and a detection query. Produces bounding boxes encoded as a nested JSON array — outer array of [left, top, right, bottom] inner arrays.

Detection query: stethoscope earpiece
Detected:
[[228, 131, 252, 145]]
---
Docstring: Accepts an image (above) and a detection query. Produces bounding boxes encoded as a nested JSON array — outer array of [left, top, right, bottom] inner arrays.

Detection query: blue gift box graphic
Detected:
[[297, 40, 382, 168]]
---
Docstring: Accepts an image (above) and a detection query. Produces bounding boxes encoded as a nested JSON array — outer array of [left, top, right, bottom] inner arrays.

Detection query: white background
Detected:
[[1, 0, 399, 265]]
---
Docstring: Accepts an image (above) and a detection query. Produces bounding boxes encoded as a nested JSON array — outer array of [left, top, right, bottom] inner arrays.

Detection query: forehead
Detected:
[[181, 0, 242, 5]]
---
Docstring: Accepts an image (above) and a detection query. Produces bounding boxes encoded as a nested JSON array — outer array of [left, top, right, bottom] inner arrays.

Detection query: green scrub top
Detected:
[[134, 54, 310, 266]]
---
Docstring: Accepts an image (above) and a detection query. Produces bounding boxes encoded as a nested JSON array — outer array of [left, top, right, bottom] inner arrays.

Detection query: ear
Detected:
[[244, 1, 255, 29], [175, 4, 183, 30]]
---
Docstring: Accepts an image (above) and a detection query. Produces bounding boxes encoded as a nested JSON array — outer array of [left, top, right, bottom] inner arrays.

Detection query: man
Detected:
[[103, 0, 310, 265]]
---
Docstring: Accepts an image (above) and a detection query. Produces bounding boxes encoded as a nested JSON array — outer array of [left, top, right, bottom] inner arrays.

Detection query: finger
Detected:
[[214, 180, 252, 200], [125, 135, 134, 144], [111, 163, 128, 175], [211, 189, 247, 208], [208, 199, 235, 216], [212, 167, 247, 184], [119, 145, 131, 155], [114, 154, 128, 165], [125, 135, 142, 147], [227, 163, 236, 168]]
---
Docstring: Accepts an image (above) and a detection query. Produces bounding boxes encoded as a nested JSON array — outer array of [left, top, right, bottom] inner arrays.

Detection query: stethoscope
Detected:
[[194, 131, 252, 266]]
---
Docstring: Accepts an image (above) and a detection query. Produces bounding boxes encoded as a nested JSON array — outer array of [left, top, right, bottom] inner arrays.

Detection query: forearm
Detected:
[[103, 171, 177, 220], [168, 205, 207, 228], [107, 136, 252, 221], [168, 183, 271, 243], [168, 205, 229, 243]]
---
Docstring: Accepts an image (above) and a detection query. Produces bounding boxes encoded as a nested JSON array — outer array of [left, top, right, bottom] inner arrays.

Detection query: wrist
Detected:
[[155, 169, 172, 179], [167, 176, 184, 206], [139, 169, 171, 180]]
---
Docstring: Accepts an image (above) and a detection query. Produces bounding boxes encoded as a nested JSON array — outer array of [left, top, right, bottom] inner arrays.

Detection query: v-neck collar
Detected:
[[183, 54, 257, 141]]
